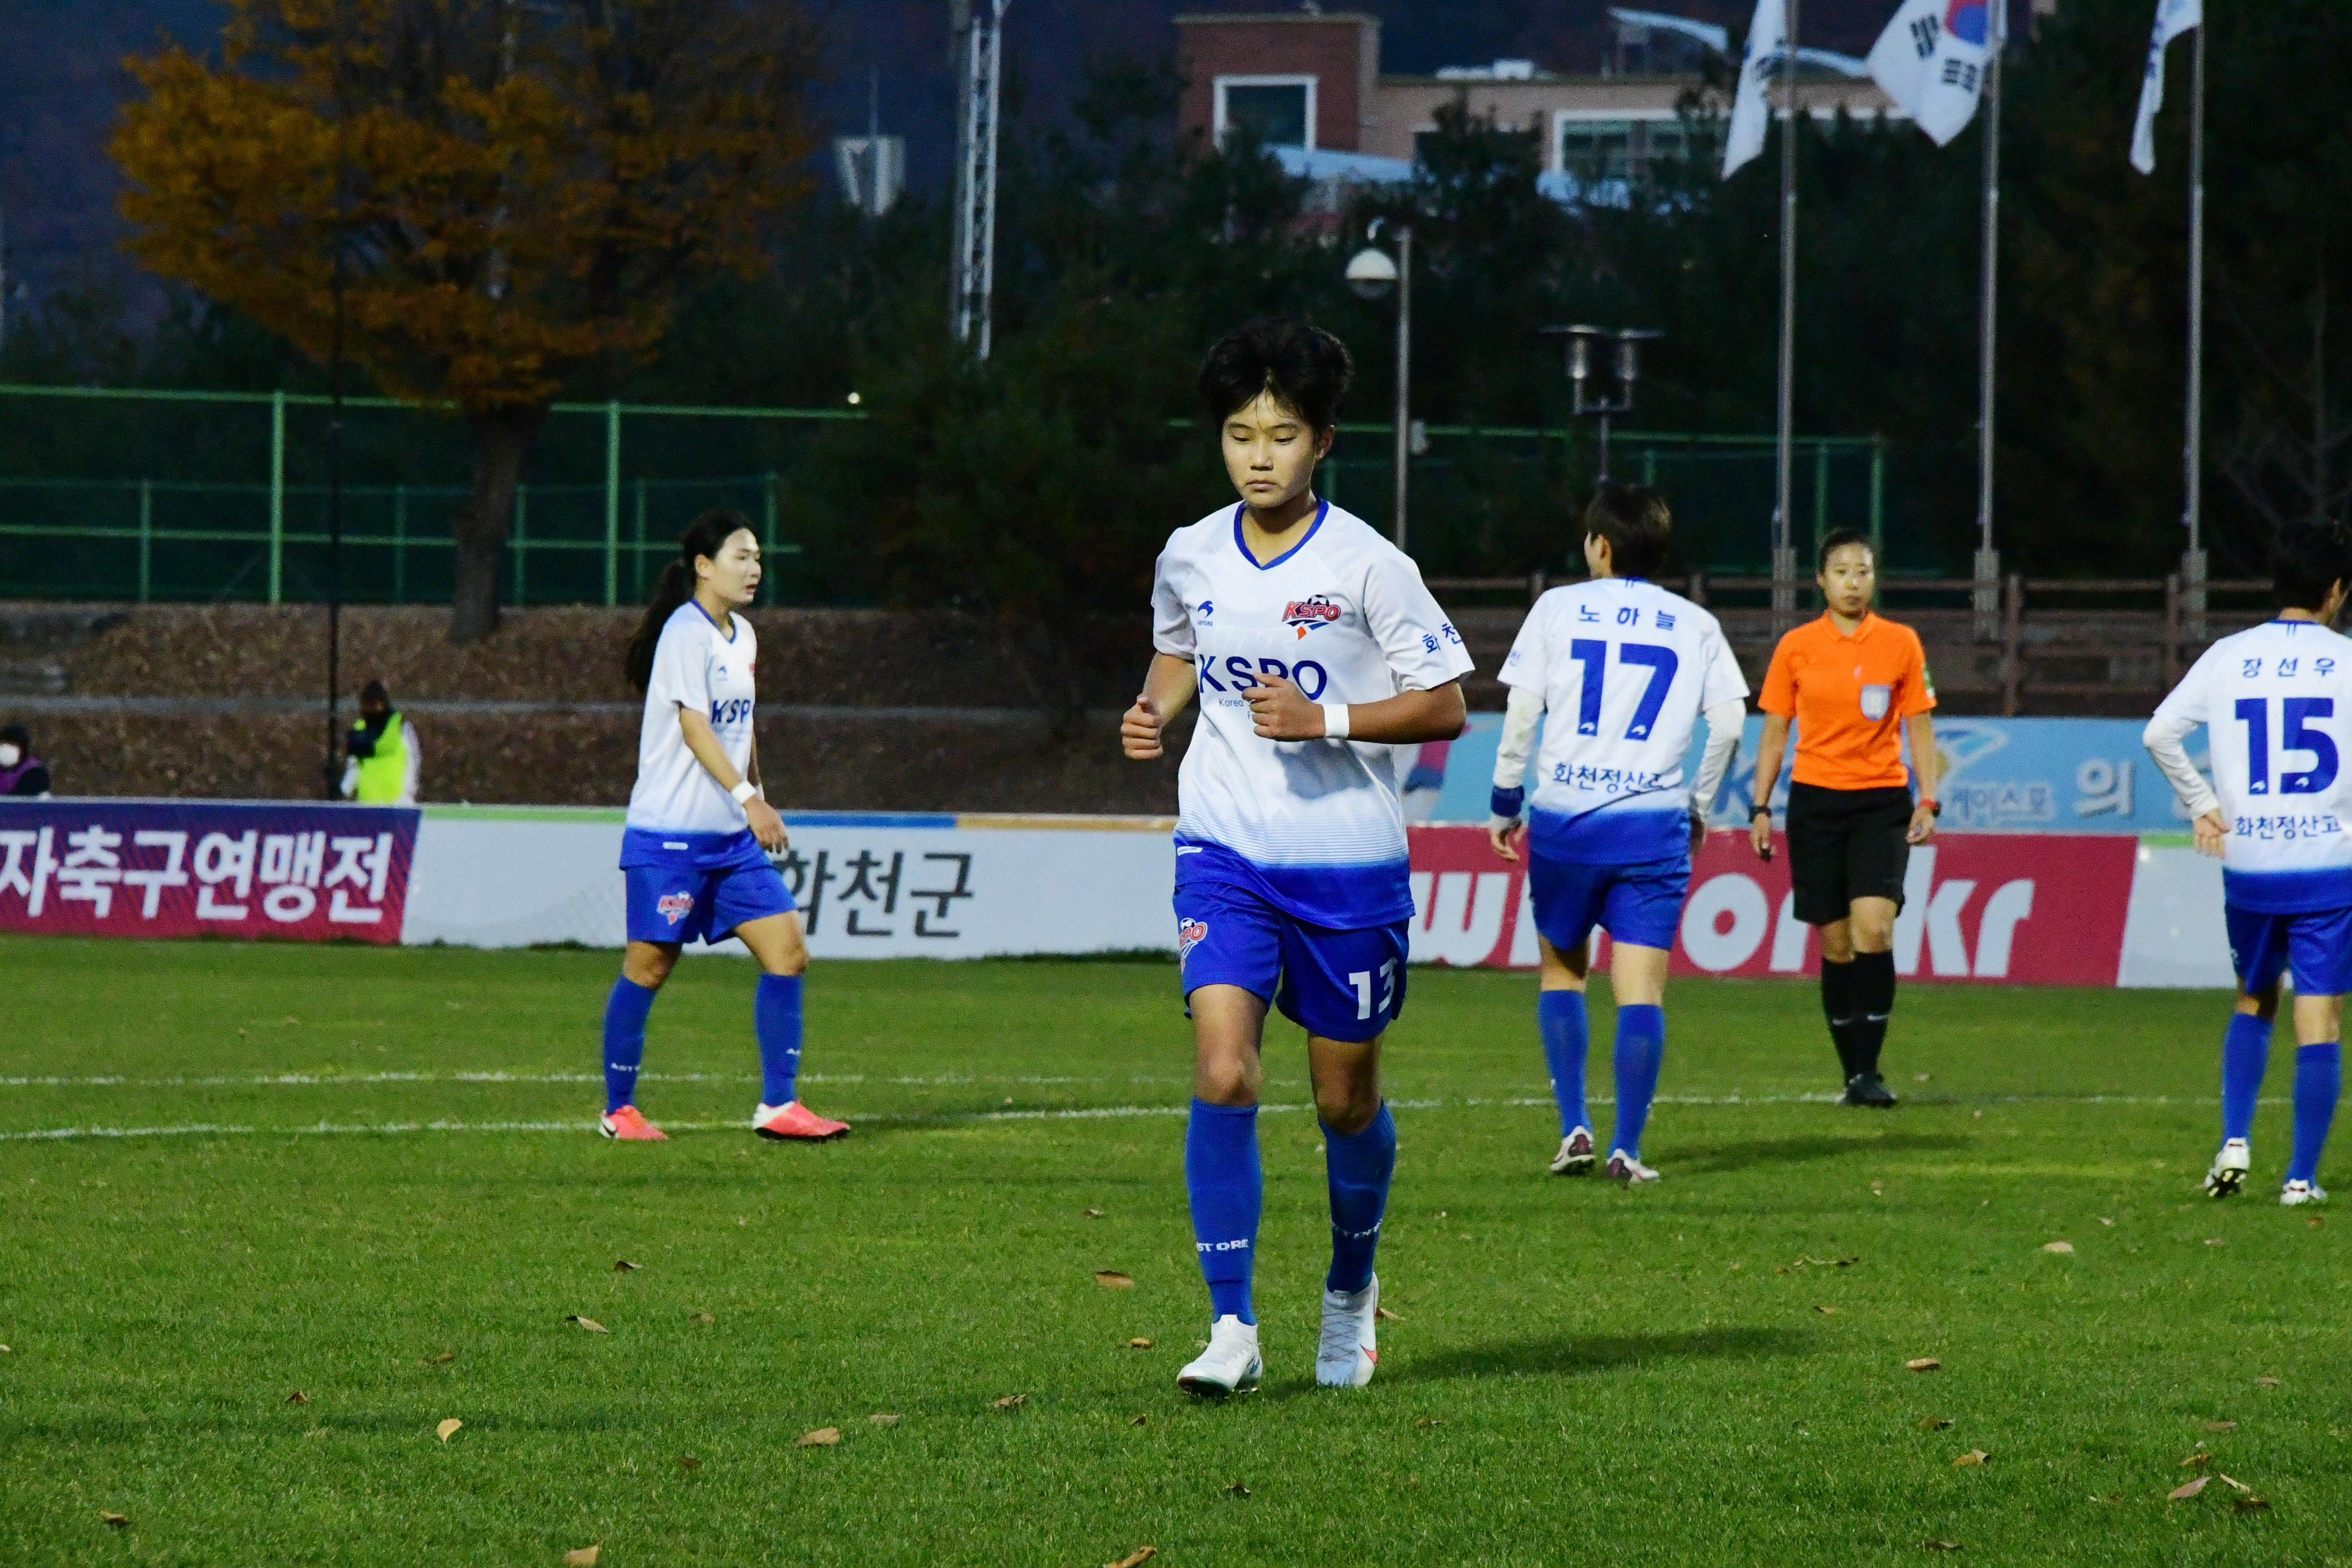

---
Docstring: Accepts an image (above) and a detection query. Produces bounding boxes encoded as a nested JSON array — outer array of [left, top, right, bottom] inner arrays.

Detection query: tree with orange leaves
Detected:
[[113, 0, 820, 641]]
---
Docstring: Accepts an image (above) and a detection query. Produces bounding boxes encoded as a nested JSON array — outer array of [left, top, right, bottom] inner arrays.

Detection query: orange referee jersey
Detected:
[[1759, 612, 1936, 791]]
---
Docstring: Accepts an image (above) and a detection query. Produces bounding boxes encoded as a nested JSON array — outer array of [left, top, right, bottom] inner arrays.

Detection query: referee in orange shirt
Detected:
[[1748, 529, 1940, 1108]]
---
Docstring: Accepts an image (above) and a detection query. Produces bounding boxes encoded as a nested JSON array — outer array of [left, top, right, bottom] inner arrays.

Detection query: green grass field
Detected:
[[5, 938, 2348, 1566]]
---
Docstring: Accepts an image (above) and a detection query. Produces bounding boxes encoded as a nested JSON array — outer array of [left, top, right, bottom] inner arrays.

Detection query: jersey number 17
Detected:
[[1568, 639, 1680, 741]]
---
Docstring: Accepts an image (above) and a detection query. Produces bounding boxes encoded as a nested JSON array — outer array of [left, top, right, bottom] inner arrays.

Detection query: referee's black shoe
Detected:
[[1841, 1073, 1899, 1109]]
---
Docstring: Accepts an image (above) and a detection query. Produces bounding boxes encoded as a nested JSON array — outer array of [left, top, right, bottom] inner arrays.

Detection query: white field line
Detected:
[[0, 1070, 1184, 1089]]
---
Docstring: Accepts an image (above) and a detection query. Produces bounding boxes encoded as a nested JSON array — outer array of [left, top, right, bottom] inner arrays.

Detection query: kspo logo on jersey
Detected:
[[710, 697, 755, 725], [656, 891, 696, 926], [1282, 595, 1343, 638], [1196, 652, 1331, 700]]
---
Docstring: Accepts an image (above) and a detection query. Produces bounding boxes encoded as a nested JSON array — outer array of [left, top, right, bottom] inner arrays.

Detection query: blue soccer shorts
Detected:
[[623, 829, 797, 947], [2226, 903, 2352, 999], [1527, 852, 1690, 955], [1175, 880, 1409, 1044]]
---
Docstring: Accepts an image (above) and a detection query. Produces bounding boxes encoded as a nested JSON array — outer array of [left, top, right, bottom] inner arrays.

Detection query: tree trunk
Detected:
[[449, 406, 548, 644]]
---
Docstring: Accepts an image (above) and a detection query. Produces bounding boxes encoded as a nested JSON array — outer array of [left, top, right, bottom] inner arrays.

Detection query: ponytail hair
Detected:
[[625, 508, 758, 692]]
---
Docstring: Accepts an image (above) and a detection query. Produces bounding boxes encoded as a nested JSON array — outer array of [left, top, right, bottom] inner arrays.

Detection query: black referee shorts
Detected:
[[1785, 782, 1914, 927]]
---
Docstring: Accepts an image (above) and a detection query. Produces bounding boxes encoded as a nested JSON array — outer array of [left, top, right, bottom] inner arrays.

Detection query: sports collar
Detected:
[[691, 597, 738, 642], [1232, 498, 1328, 571], [1818, 610, 1875, 642]]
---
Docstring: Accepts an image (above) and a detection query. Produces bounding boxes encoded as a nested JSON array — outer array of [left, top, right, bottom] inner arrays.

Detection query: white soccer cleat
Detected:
[[1606, 1149, 1661, 1184], [1316, 1275, 1380, 1388], [1176, 1315, 1262, 1399], [2205, 1138, 2251, 1199], [2281, 1179, 2330, 1206], [1550, 1126, 1596, 1176]]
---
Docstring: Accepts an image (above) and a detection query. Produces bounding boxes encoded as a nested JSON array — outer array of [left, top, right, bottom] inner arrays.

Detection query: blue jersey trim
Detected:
[[690, 598, 740, 642], [1175, 836, 1413, 928], [2224, 865, 2352, 915], [1232, 498, 1329, 572], [1528, 799, 1688, 865]]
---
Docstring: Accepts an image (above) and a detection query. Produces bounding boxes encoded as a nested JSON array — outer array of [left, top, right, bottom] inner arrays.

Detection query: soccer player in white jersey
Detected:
[[1486, 486, 1749, 1183], [2145, 521, 2352, 1206], [597, 509, 847, 1144], [1122, 318, 1474, 1396]]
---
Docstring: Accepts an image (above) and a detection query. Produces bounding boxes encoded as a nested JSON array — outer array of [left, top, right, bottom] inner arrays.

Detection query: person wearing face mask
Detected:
[[338, 681, 422, 806], [0, 724, 50, 798]]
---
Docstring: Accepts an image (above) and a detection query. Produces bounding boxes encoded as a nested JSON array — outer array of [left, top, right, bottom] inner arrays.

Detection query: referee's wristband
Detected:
[[1750, 806, 1773, 820], [730, 780, 759, 806]]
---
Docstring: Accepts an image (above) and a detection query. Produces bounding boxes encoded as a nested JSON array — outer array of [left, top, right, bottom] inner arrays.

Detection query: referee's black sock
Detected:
[[1819, 958, 1859, 1081], [1851, 950, 1897, 1077]]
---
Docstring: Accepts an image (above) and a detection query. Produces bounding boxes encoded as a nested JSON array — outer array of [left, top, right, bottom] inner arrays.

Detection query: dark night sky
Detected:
[[0, 0, 1895, 303]]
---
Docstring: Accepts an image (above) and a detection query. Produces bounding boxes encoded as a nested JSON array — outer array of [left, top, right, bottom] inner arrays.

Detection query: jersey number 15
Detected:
[[2238, 696, 2339, 796], [1568, 639, 1680, 741]]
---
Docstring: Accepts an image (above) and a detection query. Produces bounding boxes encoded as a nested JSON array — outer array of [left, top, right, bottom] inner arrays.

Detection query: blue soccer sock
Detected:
[[2221, 1011, 2271, 1145], [1538, 989, 1591, 1136], [1324, 1102, 1397, 1294], [1610, 1003, 1666, 1160], [2288, 1041, 2341, 1185], [754, 973, 803, 1107], [602, 976, 657, 1113], [1186, 1100, 1261, 1324]]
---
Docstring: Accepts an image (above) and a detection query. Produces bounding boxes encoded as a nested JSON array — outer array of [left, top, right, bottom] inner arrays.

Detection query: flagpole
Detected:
[[1972, 0, 2004, 640], [1771, 0, 1800, 632], [2182, 17, 2206, 636]]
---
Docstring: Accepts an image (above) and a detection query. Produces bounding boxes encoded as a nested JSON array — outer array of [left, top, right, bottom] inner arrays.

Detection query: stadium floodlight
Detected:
[[1347, 219, 1413, 549], [1540, 323, 1663, 485]]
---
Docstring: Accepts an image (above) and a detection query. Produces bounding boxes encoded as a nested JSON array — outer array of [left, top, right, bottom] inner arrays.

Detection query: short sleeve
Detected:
[[1497, 600, 1549, 692], [1362, 548, 1476, 691], [1151, 536, 1195, 659], [1696, 614, 1751, 710], [1757, 634, 1799, 717], [1897, 629, 1938, 716], [649, 617, 710, 713]]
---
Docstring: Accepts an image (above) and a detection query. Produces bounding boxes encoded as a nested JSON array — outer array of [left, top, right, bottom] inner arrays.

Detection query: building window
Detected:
[[1215, 76, 1316, 151], [1558, 119, 1635, 183]]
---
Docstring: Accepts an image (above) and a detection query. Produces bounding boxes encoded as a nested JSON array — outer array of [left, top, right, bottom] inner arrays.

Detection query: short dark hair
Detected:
[[1198, 318, 1353, 433], [1817, 528, 1875, 571], [2274, 521, 2352, 612], [1583, 484, 1672, 580], [0, 724, 26, 749], [359, 680, 391, 707]]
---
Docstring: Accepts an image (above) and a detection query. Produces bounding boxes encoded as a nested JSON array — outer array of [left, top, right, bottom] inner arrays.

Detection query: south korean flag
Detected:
[[1867, 0, 1998, 147]]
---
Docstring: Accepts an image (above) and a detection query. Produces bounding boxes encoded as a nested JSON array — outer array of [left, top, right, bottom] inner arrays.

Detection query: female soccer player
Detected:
[[1122, 318, 1473, 1396], [598, 509, 847, 1144], [1747, 529, 1939, 1108]]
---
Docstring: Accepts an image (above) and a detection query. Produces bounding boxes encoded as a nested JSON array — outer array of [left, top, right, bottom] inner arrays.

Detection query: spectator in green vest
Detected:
[[340, 681, 421, 805]]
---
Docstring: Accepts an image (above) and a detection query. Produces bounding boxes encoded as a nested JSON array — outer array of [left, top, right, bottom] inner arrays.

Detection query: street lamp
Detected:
[[1346, 218, 1412, 549], [1540, 323, 1662, 485]]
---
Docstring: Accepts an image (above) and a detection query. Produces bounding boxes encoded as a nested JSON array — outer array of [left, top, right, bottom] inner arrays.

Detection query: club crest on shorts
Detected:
[[1177, 917, 1209, 963], [1282, 595, 1343, 638], [656, 891, 696, 926], [1859, 683, 1892, 721]]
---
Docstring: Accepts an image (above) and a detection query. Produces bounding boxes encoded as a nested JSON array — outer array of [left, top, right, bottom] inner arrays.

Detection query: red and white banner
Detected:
[[1406, 827, 2139, 986], [0, 801, 418, 945]]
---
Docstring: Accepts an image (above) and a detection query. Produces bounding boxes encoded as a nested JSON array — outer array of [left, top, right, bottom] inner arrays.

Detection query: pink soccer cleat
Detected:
[[754, 1101, 849, 1141], [599, 1105, 668, 1141]]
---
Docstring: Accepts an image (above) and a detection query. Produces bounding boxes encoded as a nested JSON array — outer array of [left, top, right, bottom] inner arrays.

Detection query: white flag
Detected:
[[2130, 0, 2202, 174], [1868, 0, 1998, 147], [1723, 0, 1787, 177]]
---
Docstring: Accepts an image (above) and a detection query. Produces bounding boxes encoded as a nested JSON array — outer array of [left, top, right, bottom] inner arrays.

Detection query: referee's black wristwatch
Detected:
[[1749, 806, 1772, 821]]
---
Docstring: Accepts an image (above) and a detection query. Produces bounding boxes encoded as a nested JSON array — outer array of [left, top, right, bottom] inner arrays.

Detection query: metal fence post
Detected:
[[2163, 572, 2183, 689], [604, 400, 621, 607], [393, 484, 408, 602], [138, 480, 152, 603], [2001, 573, 2024, 716], [1811, 439, 1829, 546], [268, 388, 286, 604], [634, 476, 648, 601], [763, 469, 779, 606], [512, 485, 527, 606], [1868, 436, 1885, 561]]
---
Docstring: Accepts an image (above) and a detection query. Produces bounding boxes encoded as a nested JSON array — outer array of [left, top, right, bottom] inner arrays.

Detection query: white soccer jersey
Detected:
[[625, 601, 760, 837], [1153, 500, 1475, 926], [1500, 577, 1749, 863], [2147, 618, 2352, 912]]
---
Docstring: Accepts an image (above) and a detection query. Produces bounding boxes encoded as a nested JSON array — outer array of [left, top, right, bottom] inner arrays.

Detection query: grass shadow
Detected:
[[1376, 1324, 1815, 1388], [1667, 1130, 1968, 1176]]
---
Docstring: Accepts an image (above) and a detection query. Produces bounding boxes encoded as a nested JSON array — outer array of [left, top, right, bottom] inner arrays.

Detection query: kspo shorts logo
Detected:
[[1859, 683, 1892, 721], [1177, 917, 1209, 964], [657, 891, 697, 926]]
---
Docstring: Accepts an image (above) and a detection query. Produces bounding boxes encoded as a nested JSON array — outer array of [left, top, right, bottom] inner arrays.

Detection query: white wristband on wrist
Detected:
[[730, 780, 758, 806], [1321, 703, 1351, 741]]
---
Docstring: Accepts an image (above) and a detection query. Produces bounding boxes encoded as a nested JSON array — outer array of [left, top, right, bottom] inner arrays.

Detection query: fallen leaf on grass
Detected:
[[2234, 1497, 2271, 1513], [1914, 1073, 1932, 1082], [1127, 1338, 1153, 1349], [562, 1547, 600, 1566], [422, 1351, 456, 1364], [993, 1394, 1027, 1410], [689, 1312, 715, 1325], [2205, 1420, 2238, 1432], [2042, 1240, 2075, 1255], [2307, 1215, 2324, 1228], [1813, 1304, 1838, 1315], [613, 1259, 640, 1273], [2216, 1473, 2254, 1494], [1375, 1306, 1400, 1321], [676, 1455, 701, 1471], [2205, 1237, 2227, 1247], [1415, 1417, 1442, 1429], [2256, 1375, 2282, 1386], [1225, 1481, 1251, 1498], [1919, 1416, 1953, 1432], [1952, 1449, 1988, 1468], [2098, 1217, 2115, 1226], [2169, 1475, 2210, 1501], [2180, 1452, 2210, 1468], [1105, 1549, 1158, 1568], [1906, 1358, 1942, 1373], [868, 1413, 901, 1426], [303, 1427, 328, 1439], [566, 1316, 609, 1333], [101, 1513, 130, 1530], [1922, 1542, 1960, 1553], [436, 1418, 462, 1443], [797, 1427, 841, 1448], [1094, 1271, 1136, 1290], [1130, 1414, 1148, 1427], [286, 1390, 310, 1405], [2091, 1494, 2123, 1504], [1083, 1208, 1103, 1219]]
